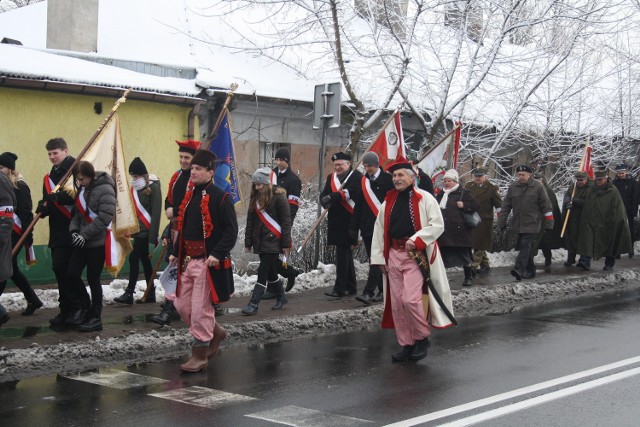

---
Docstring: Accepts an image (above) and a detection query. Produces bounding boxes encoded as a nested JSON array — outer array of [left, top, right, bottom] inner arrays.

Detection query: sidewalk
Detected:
[[2, 256, 639, 352]]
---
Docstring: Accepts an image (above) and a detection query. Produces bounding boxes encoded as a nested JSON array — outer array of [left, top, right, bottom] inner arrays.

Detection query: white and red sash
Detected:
[[76, 188, 119, 269], [255, 203, 282, 239], [269, 170, 278, 186], [44, 175, 73, 219], [131, 187, 151, 230], [361, 176, 381, 217], [331, 173, 355, 214], [12, 214, 36, 265]]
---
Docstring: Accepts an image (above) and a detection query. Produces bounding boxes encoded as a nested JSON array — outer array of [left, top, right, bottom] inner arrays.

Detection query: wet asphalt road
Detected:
[[2, 289, 640, 427]]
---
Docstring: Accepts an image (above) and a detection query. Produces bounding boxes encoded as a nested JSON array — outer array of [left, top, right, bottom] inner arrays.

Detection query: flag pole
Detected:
[[139, 245, 167, 303], [297, 107, 402, 253], [560, 135, 590, 238], [204, 83, 238, 150], [12, 89, 132, 257]]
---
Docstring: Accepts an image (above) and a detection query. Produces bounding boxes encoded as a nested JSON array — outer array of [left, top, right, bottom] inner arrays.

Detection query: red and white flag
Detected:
[[416, 123, 461, 194], [581, 145, 594, 180], [368, 111, 406, 170]]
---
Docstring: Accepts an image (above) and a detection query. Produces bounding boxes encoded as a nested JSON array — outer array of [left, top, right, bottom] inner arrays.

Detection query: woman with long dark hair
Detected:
[[242, 167, 292, 315]]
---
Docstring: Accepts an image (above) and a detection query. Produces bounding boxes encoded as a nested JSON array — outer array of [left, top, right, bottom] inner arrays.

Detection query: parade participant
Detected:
[[562, 171, 592, 266], [464, 166, 502, 274], [262, 147, 301, 299], [436, 169, 480, 286], [35, 138, 77, 326], [67, 161, 116, 332], [612, 163, 639, 258], [371, 158, 454, 362], [242, 167, 292, 315], [350, 152, 393, 305], [320, 152, 362, 298], [0, 171, 16, 326], [152, 139, 199, 325], [533, 173, 564, 268], [114, 157, 162, 304], [170, 149, 237, 372], [497, 165, 553, 280], [0, 152, 43, 315], [576, 170, 632, 271]]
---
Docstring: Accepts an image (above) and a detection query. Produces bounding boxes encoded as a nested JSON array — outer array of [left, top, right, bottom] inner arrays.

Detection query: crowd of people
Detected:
[[0, 136, 638, 369]]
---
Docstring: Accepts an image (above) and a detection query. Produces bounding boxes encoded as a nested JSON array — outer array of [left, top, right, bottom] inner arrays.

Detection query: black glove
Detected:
[[572, 197, 584, 208], [71, 232, 86, 248], [45, 192, 60, 203], [35, 200, 48, 214], [348, 229, 358, 243], [565, 202, 573, 210], [321, 195, 332, 209]]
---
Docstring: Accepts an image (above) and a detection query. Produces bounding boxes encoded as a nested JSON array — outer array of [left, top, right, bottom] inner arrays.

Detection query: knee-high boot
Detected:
[[180, 345, 208, 373], [271, 278, 288, 310], [242, 283, 266, 315]]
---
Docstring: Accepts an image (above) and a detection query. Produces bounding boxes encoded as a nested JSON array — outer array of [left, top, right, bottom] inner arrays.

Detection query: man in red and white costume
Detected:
[[371, 158, 454, 363]]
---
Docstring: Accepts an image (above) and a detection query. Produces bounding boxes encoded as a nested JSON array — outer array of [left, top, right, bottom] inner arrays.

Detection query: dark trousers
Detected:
[[0, 252, 40, 305], [126, 237, 152, 292], [515, 233, 536, 275], [362, 236, 382, 297], [334, 244, 357, 295], [51, 245, 74, 314], [67, 246, 105, 311], [257, 253, 279, 286], [579, 255, 615, 268]]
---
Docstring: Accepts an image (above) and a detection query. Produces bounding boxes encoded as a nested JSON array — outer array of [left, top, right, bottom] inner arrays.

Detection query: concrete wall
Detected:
[[46, 0, 99, 52]]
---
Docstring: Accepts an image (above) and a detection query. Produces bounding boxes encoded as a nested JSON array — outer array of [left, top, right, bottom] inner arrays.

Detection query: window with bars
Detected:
[[258, 141, 291, 168]]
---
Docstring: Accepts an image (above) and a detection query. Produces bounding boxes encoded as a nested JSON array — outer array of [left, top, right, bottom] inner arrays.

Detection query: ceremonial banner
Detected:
[[582, 145, 595, 180], [210, 111, 242, 204], [416, 124, 461, 194], [368, 111, 406, 170]]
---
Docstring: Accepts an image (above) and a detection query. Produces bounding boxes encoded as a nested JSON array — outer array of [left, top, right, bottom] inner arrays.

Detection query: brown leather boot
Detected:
[[207, 324, 227, 358], [180, 346, 208, 373]]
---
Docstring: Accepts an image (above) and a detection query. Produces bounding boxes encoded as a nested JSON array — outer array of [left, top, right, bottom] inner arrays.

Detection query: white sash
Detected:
[[331, 173, 355, 213]]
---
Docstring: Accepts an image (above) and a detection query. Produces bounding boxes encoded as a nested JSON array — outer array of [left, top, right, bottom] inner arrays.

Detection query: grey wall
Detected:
[[47, 0, 98, 52]]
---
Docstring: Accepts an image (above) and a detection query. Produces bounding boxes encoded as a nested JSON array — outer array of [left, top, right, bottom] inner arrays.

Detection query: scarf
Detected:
[[439, 183, 459, 209]]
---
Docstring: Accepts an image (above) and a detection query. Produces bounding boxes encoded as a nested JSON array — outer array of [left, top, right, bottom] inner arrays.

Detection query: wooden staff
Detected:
[[204, 83, 239, 150], [12, 89, 132, 257], [560, 135, 590, 238], [139, 244, 167, 303], [297, 108, 402, 253]]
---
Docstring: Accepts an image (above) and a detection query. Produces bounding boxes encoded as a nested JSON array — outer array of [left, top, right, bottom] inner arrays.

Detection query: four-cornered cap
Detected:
[[615, 163, 628, 172], [191, 149, 217, 170], [128, 157, 148, 176], [595, 170, 608, 178], [252, 167, 272, 184], [175, 139, 200, 155], [515, 165, 532, 173], [386, 156, 413, 174], [361, 152, 379, 167], [331, 152, 351, 162], [575, 171, 588, 179], [0, 152, 17, 170], [274, 147, 290, 163], [473, 166, 488, 176]]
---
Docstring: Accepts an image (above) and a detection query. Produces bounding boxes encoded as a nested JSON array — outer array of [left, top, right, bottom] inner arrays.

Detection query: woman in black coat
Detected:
[[242, 167, 292, 315], [436, 169, 480, 286]]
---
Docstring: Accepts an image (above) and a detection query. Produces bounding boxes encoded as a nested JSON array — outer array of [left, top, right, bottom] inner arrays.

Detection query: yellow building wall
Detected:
[[0, 87, 199, 246]]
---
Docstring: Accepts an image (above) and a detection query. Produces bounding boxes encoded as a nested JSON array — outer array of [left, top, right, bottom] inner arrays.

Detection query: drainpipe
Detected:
[[187, 103, 200, 139]]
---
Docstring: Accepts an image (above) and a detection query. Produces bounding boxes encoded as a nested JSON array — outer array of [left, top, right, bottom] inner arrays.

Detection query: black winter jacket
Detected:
[[613, 176, 639, 217], [245, 186, 292, 253], [436, 186, 480, 248], [350, 170, 393, 239], [41, 155, 76, 248], [11, 179, 34, 247], [273, 166, 302, 222]]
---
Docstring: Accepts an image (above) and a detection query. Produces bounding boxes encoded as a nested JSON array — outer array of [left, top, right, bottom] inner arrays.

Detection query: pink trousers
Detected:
[[387, 248, 431, 346], [174, 259, 216, 343]]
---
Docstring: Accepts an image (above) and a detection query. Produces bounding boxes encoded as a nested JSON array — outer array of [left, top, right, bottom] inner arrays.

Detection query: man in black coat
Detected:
[[320, 152, 362, 298], [35, 138, 77, 326], [0, 171, 16, 326], [350, 152, 393, 304], [612, 163, 639, 258]]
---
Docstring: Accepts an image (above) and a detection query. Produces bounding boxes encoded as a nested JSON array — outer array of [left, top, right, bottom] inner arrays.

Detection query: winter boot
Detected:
[[392, 345, 415, 363], [409, 337, 430, 361], [285, 266, 302, 292], [207, 324, 227, 358], [462, 266, 474, 287], [242, 284, 266, 315], [22, 293, 44, 316], [78, 305, 103, 332], [114, 290, 134, 305], [261, 281, 276, 300], [151, 300, 179, 326], [136, 286, 156, 304], [0, 303, 9, 327], [180, 345, 208, 373], [271, 279, 288, 310]]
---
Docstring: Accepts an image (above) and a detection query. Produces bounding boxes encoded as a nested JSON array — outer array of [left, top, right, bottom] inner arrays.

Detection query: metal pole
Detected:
[[314, 84, 332, 268]]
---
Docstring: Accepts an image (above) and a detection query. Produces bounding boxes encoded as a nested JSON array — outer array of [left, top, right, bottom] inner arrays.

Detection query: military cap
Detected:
[[473, 166, 488, 176], [331, 152, 351, 162], [515, 164, 533, 173], [574, 171, 588, 179]]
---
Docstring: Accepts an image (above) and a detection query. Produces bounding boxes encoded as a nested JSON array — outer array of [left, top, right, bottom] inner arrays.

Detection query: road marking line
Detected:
[[438, 366, 640, 426], [383, 355, 640, 427], [150, 386, 257, 409], [246, 405, 374, 426], [63, 369, 169, 389]]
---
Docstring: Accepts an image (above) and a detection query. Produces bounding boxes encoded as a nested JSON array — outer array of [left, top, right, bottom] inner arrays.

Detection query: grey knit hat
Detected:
[[252, 167, 272, 185], [362, 152, 379, 167]]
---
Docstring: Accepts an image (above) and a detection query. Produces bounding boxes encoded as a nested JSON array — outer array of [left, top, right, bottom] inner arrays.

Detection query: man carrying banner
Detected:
[[320, 152, 362, 298], [169, 149, 238, 373], [35, 138, 77, 326], [370, 158, 454, 362], [152, 139, 199, 326], [0, 170, 16, 326], [562, 171, 592, 267], [350, 152, 393, 305]]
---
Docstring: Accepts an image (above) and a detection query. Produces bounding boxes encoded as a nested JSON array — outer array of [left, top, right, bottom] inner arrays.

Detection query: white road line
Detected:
[[383, 355, 640, 427], [246, 405, 374, 427], [438, 366, 640, 426], [149, 386, 257, 409], [63, 369, 169, 389]]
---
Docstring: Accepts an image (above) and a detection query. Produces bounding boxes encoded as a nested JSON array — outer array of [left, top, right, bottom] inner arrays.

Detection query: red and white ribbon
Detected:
[[131, 187, 151, 230], [361, 176, 381, 217], [255, 204, 282, 239], [11, 214, 37, 265], [44, 175, 72, 219], [331, 173, 355, 213], [76, 188, 119, 269]]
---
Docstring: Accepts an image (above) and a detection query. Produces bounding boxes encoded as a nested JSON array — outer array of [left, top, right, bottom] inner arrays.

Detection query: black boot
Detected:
[[151, 300, 179, 325], [242, 284, 265, 315], [409, 337, 430, 361], [462, 266, 473, 286], [285, 267, 301, 292], [22, 297, 44, 316], [272, 279, 288, 310], [78, 305, 103, 332], [0, 303, 9, 327], [261, 281, 276, 300], [114, 290, 134, 305], [392, 345, 415, 363]]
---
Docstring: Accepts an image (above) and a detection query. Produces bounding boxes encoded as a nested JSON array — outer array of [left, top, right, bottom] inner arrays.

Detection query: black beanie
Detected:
[[128, 157, 148, 175], [0, 152, 17, 170], [274, 147, 290, 163]]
